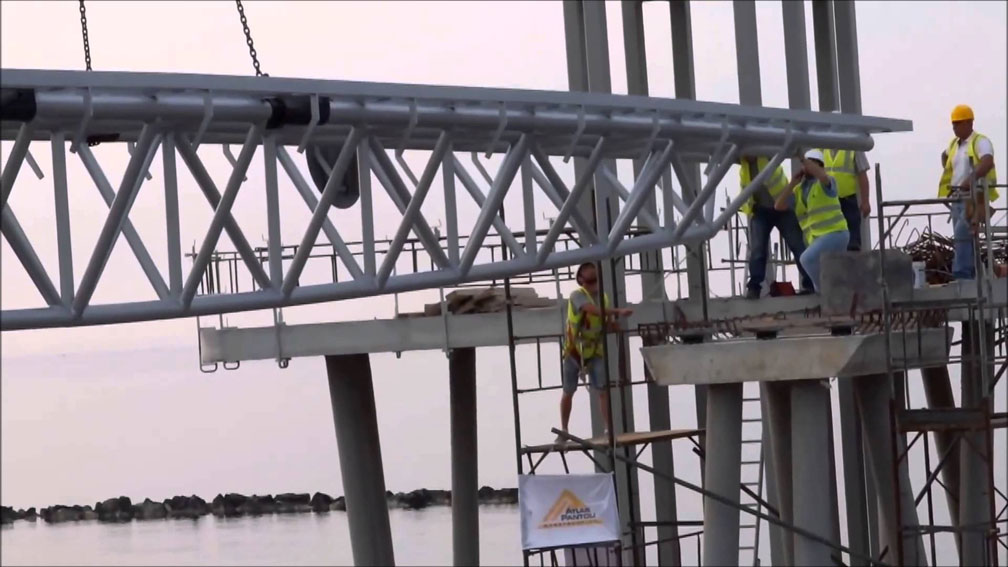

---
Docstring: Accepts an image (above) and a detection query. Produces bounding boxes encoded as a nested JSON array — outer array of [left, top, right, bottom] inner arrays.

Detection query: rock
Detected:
[[133, 498, 167, 520], [477, 486, 518, 505], [41, 505, 82, 523], [331, 496, 346, 512], [17, 507, 37, 522], [164, 495, 209, 519], [80, 506, 97, 521], [274, 493, 311, 514], [399, 489, 432, 510], [310, 492, 333, 513], [238, 495, 275, 516], [212, 493, 246, 517], [96, 496, 134, 522], [428, 490, 451, 506], [1, 506, 16, 524]]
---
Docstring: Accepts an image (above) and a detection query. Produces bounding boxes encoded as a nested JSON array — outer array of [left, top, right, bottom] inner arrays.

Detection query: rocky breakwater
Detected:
[[1, 486, 518, 525]]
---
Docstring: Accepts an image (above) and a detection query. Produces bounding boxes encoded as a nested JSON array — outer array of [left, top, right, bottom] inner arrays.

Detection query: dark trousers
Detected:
[[839, 195, 863, 251], [747, 206, 814, 293]]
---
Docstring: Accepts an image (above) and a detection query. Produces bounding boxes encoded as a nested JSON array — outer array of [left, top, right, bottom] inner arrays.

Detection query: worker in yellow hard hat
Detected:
[[938, 104, 998, 280]]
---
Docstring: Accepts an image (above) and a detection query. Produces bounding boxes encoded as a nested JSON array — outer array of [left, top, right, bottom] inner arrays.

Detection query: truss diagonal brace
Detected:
[[669, 143, 740, 242], [77, 144, 170, 300], [599, 165, 663, 234], [710, 146, 793, 230], [175, 135, 273, 293], [607, 142, 675, 252], [368, 138, 451, 270], [1, 206, 62, 307], [450, 156, 524, 258], [1, 122, 33, 210], [535, 138, 607, 266], [72, 126, 160, 316], [529, 144, 599, 242]]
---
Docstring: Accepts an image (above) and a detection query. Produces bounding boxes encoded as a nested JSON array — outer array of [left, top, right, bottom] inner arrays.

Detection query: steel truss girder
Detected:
[[1, 69, 912, 330]]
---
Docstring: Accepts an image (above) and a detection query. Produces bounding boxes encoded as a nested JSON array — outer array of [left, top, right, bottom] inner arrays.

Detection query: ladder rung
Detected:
[[741, 523, 757, 528], [739, 545, 756, 550], [741, 439, 761, 444], [741, 459, 761, 465], [742, 481, 760, 486], [743, 396, 761, 402], [742, 418, 761, 422]]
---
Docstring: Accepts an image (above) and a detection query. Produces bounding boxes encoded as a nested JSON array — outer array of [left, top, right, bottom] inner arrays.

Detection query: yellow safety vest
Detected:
[[564, 286, 610, 361], [738, 157, 790, 216], [794, 180, 848, 245], [823, 149, 859, 199], [938, 132, 999, 201]]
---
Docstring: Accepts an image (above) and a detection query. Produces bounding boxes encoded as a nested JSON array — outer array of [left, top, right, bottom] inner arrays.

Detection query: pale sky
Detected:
[[1, 1, 1006, 356]]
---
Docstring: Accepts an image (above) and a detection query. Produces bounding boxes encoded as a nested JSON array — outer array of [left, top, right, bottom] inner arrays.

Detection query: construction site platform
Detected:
[[520, 428, 702, 456]]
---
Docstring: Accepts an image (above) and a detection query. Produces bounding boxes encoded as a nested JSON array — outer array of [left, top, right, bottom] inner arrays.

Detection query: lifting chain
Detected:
[[235, 0, 267, 77], [79, 0, 92, 71]]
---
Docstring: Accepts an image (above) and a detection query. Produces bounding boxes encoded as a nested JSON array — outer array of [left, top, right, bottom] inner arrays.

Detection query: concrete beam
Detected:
[[197, 283, 1003, 364], [641, 327, 952, 386]]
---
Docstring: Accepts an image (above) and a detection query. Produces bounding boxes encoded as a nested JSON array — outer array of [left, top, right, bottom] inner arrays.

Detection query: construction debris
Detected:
[[901, 229, 1007, 285], [396, 287, 558, 318]]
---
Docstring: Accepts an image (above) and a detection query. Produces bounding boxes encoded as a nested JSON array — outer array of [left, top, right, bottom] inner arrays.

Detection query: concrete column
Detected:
[[782, 0, 811, 177], [759, 384, 787, 567], [812, 0, 840, 112], [920, 366, 960, 536], [449, 348, 479, 567], [764, 381, 795, 566], [791, 380, 836, 566], [702, 383, 743, 566], [853, 374, 927, 566], [325, 354, 395, 567], [837, 379, 872, 565], [959, 322, 994, 566]]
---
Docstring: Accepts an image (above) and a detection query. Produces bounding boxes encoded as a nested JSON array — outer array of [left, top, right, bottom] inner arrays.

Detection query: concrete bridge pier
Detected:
[[702, 382, 743, 566], [326, 353, 396, 567], [449, 347, 479, 566]]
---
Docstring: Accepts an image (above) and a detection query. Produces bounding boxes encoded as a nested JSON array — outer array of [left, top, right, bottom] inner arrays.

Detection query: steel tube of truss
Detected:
[[458, 135, 528, 277], [521, 157, 537, 256], [376, 132, 451, 286], [368, 138, 451, 269], [282, 128, 363, 296], [527, 153, 597, 238], [263, 135, 283, 287], [174, 136, 274, 292], [442, 140, 460, 265], [1, 122, 33, 208], [669, 144, 739, 241], [161, 133, 183, 295], [72, 126, 159, 315], [535, 138, 607, 265], [599, 165, 662, 233], [0, 206, 62, 307], [275, 146, 364, 281], [529, 143, 601, 244], [76, 143, 170, 300], [710, 148, 791, 230], [450, 156, 524, 257], [50, 132, 74, 305], [181, 127, 262, 306], [607, 144, 674, 251], [357, 140, 376, 278]]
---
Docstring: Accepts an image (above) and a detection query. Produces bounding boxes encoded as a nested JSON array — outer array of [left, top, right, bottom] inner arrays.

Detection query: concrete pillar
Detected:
[[853, 374, 927, 566], [702, 383, 743, 566], [449, 348, 479, 567], [759, 384, 787, 567], [764, 381, 795, 566], [812, 0, 840, 112], [837, 379, 872, 565], [920, 366, 961, 536], [325, 354, 395, 567], [959, 322, 994, 565], [791, 380, 836, 566]]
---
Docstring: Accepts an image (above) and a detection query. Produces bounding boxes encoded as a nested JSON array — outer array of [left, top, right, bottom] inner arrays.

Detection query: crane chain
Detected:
[[235, 0, 267, 77], [79, 0, 92, 71]]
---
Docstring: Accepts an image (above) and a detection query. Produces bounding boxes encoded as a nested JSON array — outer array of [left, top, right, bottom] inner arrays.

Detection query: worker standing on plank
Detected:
[[775, 149, 850, 292], [818, 115, 873, 251], [738, 154, 815, 299], [557, 262, 632, 443], [938, 104, 999, 280]]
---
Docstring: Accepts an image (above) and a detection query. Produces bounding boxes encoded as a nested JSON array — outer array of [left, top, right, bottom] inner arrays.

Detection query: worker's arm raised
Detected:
[[776, 171, 802, 211], [802, 157, 832, 186], [579, 302, 632, 318]]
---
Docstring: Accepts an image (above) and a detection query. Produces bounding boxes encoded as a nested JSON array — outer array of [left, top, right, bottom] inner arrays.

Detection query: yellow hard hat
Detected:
[[950, 104, 974, 122]]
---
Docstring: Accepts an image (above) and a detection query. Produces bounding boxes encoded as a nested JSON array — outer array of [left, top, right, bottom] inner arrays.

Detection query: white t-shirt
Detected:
[[950, 135, 994, 187], [853, 151, 871, 174]]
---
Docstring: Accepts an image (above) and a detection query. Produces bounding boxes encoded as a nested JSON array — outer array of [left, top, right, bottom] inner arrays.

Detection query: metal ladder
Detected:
[[738, 381, 766, 566]]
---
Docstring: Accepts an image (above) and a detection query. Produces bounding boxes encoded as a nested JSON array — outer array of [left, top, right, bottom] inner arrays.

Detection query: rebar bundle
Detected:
[[901, 229, 1007, 284]]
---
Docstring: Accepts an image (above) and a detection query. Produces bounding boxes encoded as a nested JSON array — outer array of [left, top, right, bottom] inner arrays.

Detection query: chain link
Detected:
[[235, 0, 266, 77], [79, 0, 92, 71]]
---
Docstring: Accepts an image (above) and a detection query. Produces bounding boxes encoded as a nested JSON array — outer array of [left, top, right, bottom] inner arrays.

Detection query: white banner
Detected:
[[518, 473, 620, 550]]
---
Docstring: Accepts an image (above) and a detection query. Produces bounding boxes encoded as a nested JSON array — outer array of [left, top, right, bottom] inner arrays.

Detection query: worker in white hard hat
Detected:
[[818, 110, 872, 251], [774, 149, 849, 292], [938, 104, 998, 280]]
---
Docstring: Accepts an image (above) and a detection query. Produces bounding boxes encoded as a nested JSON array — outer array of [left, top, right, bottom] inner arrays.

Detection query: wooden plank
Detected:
[[521, 427, 704, 454]]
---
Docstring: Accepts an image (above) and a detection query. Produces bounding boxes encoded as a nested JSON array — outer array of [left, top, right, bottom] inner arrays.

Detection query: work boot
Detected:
[[745, 288, 760, 300]]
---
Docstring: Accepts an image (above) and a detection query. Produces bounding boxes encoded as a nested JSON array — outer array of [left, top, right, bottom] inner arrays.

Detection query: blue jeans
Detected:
[[747, 206, 814, 293], [561, 355, 606, 394], [839, 195, 863, 251], [800, 231, 850, 292], [950, 202, 975, 279]]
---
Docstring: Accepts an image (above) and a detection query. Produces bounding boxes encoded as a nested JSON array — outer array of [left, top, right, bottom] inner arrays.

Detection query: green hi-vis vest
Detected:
[[794, 180, 848, 245], [738, 157, 789, 216], [823, 149, 859, 199], [564, 286, 611, 361], [938, 132, 999, 201]]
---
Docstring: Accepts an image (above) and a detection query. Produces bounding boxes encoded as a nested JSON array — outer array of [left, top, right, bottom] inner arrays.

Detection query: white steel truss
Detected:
[[0, 69, 912, 330]]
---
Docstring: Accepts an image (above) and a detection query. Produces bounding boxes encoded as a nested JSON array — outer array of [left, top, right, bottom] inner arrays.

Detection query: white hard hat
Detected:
[[804, 149, 825, 163]]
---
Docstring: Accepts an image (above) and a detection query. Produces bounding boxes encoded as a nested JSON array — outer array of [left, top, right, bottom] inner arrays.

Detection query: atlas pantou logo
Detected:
[[538, 489, 603, 528]]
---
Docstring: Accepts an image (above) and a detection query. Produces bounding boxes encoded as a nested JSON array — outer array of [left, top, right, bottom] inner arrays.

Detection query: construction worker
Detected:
[[938, 104, 998, 280], [557, 262, 632, 442], [738, 155, 814, 299], [818, 130, 872, 251], [775, 149, 849, 292]]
